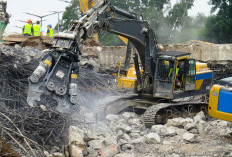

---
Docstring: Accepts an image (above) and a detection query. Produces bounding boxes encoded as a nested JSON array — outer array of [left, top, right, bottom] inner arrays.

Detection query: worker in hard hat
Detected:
[[22, 19, 33, 36], [33, 21, 43, 36], [46, 24, 53, 37]]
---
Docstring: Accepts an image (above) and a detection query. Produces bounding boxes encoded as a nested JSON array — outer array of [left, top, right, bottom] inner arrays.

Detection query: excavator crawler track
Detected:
[[143, 101, 208, 127]]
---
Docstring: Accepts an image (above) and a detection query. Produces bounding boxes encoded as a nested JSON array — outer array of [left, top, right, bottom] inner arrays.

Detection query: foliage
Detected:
[[57, 0, 209, 45], [202, 0, 232, 43], [109, 0, 196, 44], [172, 13, 207, 44], [99, 32, 125, 46], [167, 0, 194, 29], [58, 0, 81, 30]]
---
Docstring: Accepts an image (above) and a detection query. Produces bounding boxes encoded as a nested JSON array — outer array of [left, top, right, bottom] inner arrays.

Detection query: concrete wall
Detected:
[[81, 43, 232, 68], [82, 46, 127, 69], [161, 43, 232, 61]]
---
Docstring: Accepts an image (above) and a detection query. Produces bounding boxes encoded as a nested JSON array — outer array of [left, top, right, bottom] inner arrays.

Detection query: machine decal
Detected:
[[56, 71, 65, 79]]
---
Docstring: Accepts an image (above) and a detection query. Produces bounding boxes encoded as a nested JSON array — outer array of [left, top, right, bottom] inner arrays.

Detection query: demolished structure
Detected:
[[0, 39, 231, 156], [0, 0, 231, 156]]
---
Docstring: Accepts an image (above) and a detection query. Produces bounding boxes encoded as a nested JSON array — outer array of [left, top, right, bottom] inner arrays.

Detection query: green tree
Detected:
[[58, 0, 80, 30], [172, 14, 207, 43], [167, 0, 194, 29], [58, 0, 199, 45], [201, 0, 232, 43], [109, 0, 172, 44]]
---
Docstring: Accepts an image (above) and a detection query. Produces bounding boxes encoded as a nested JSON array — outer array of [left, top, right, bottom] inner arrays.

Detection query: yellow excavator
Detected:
[[27, 0, 214, 127], [80, 0, 230, 125], [208, 77, 232, 122]]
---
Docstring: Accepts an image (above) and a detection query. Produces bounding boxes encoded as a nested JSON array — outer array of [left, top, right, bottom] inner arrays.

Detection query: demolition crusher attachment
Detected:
[[27, 49, 81, 113]]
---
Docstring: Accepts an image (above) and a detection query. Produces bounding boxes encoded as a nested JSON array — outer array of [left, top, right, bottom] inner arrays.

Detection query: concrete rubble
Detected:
[[0, 43, 231, 156], [65, 111, 232, 157]]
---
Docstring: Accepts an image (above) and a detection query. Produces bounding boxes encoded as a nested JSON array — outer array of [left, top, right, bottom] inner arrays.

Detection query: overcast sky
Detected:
[[5, 0, 212, 34], [6, 0, 69, 34]]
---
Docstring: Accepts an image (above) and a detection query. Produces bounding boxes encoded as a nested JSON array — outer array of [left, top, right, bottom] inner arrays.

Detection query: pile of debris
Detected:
[[0, 44, 119, 156], [2, 35, 54, 49], [0, 45, 49, 107], [0, 42, 232, 157], [207, 60, 232, 82], [2, 35, 101, 50], [0, 45, 76, 156], [0, 104, 73, 156], [67, 111, 232, 157]]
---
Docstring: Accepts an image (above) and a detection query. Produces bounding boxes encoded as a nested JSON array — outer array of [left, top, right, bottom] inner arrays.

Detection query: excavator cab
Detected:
[[153, 51, 212, 100], [154, 56, 176, 99]]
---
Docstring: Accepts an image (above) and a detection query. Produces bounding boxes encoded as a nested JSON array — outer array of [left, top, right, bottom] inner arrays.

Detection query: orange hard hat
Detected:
[[27, 19, 32, 23]]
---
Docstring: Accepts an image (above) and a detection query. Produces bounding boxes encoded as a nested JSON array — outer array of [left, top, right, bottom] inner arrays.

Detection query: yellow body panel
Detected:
[[44, 59, 51, 67], [117, 56, 143, 90], [196, 62, 209, 72], [93, 34, 99, 41], [208, 85, 232, 122], [195, 62, 212, 90], [177, 56, 189, 60], [71, 74, 78, 79], [118, 77, 137, 89], [118, 36, 128, 45], [126, 65, 139, 78], [79, 0, 97, 13], [195, 80, 204, 90], [79, 0, 88, 13], [118, 65, 143, 89]]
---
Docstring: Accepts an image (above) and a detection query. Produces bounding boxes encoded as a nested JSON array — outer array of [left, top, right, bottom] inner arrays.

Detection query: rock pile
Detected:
[[0, 44, 231, 157], [66, 111, 232, 157]]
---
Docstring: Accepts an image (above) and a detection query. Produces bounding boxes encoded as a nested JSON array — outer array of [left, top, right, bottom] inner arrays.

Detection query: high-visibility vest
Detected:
[[169, 68, 179, 77], [176, 68, 179, 75], [33, 24, 40, 36], [23, 24, 32, 35], [48, 28, 53, 37]]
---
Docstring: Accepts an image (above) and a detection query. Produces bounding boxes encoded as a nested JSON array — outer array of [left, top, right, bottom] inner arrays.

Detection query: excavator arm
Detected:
[[27, 0, 159, 112]]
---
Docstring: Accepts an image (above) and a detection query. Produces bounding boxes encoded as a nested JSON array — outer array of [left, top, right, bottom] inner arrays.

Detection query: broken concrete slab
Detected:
[[70, 144, 84, 157], [104, 135, 118, 147], [167, 117, 193, 128], [121, 143, 134, 151], [88, 140, 104, 150], [184, 122, 196, 131], [100, 145, 118, 157], [121, 112, 136, 119], [129, 133, 140, 139], [144, 133, 161, 144], [84, 131, 99, 142], [130, 137, 145, 144], [106, 114, 120, 122], [182, 132, 195, 142], [151, 125, 164, 134], [115, 153, 135, 157], [69, 126, 85, 145], [194, 111, 206, 123], [127, 118, 142, 125]]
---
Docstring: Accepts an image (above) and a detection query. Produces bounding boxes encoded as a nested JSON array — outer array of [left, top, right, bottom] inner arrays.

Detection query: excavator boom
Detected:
[[27, 0, 159, 112]]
